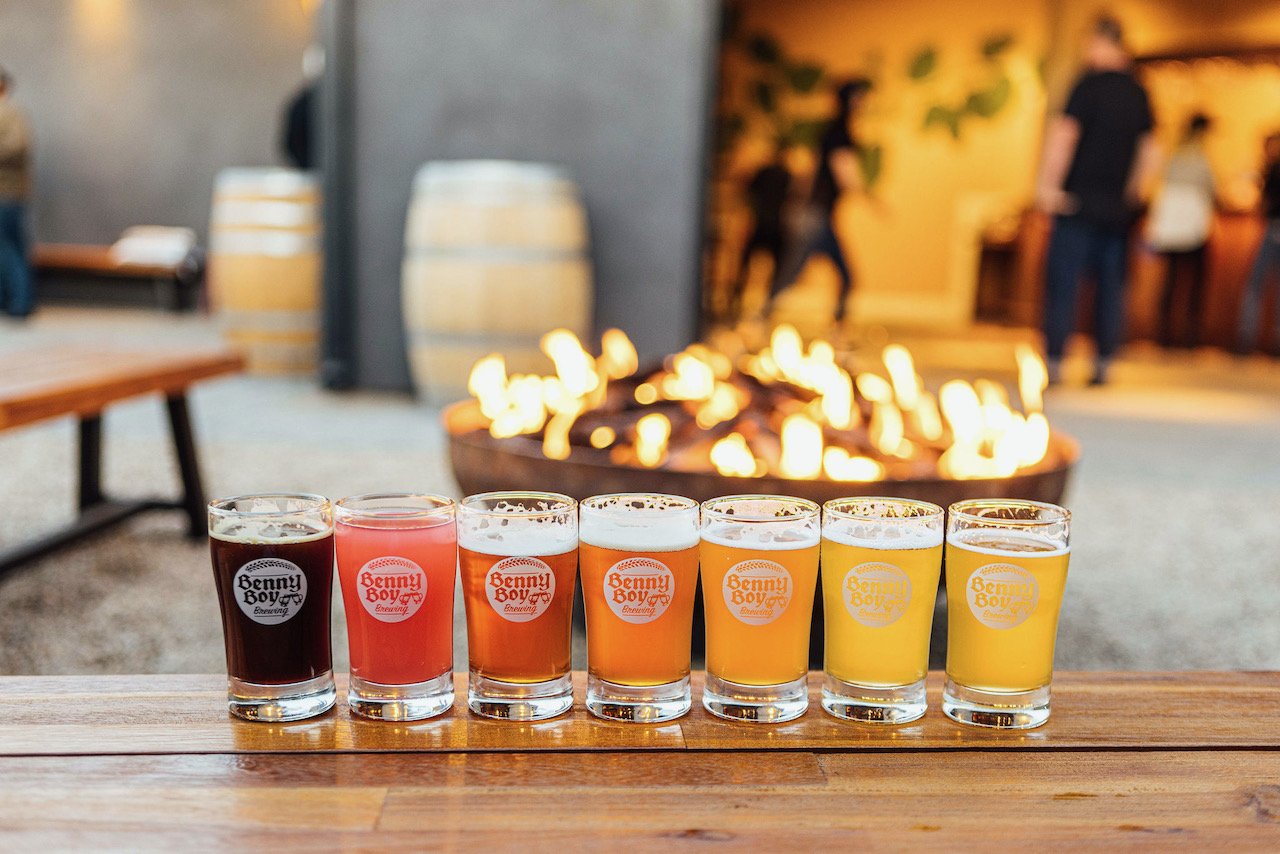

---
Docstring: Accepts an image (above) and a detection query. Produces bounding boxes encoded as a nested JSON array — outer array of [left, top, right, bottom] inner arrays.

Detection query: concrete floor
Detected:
[[2, 307, 1278, 675]]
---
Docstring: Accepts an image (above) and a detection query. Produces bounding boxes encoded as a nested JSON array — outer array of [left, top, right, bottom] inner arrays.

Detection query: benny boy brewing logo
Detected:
[[842, 562, 911, 627], [486, 556, 556, 623], [966, 563, 1039, 629], [722, 559, 792, 626], [604, 557, 674, 624], [357, 556, 427, 623], [234, 557, 307, 625]]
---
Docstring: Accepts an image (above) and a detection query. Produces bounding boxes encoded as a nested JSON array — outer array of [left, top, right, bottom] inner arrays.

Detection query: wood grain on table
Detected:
[[1, 672, 1276, 849]]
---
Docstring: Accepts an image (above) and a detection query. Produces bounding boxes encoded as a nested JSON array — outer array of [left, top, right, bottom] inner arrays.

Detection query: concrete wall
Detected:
[[344, 0, 718, 390], [0, 0, 312, 243]]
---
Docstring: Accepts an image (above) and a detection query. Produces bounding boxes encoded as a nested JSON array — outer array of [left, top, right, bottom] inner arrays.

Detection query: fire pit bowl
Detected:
[[446, 401, 1079, 507]]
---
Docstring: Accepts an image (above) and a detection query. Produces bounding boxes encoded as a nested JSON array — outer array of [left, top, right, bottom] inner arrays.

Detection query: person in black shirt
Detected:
[[728, 147, 792, 319], [769, 78, 870, 325], [1036, 16, 1159, 385], [1235, 132, 1280, 355]]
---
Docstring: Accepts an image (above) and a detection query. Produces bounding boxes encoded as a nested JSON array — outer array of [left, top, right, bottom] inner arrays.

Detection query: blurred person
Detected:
[[0, 64, 33, 319], [728, 144, 792, 319], [768, 78, 871, 326], [1235, 132, 1280, 356], [1036, 16, 1159, 385], [279, 45, 324, 170], [1146, 113, 1216, 349]]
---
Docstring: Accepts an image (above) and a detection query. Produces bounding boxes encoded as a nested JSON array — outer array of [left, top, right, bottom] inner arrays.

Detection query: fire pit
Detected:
[[445, 325, 1077, 667], [445, 325, 1078, 507]]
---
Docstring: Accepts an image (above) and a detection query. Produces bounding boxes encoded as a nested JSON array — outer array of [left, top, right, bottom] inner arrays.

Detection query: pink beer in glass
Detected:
[[335, 493, 457, 720]]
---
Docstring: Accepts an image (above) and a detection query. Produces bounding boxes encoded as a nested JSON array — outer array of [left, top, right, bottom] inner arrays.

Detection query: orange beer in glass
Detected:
[[458, 491, 578, 720], [580, 493, 699, 722], [700, 495, 820, 722], [335, 493, 456, 721]]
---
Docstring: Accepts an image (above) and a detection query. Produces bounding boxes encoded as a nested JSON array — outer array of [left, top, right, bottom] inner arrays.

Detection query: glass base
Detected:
[[586, 674, 690, 723], [348, 672, 455, 721], [943, 678, 1051, 729], [702, 672, 808, 723], [467, 671, 573, 721], [227, 672, 336, 722], [821, 674, 927, 724]]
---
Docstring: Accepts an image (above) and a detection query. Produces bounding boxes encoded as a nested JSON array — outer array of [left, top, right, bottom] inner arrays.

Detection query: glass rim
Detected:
[[580, 492, 699, 514], [701, 493, 820, 523], [334, 492, 455, 521], [208, 492, 330, 518], [948, 498, 1070, 526], [823, 496, 944, 523], [459, 490, 576, 518]]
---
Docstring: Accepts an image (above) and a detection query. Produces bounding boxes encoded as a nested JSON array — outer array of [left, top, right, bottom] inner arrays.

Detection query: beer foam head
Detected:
[[208, 494, 331, 543], [580, 494, 699, 552], [458, 494, 577, 556], [701, 495, 820, 551], [947, 529, 1070, 557], [822, 498, 943, 550]]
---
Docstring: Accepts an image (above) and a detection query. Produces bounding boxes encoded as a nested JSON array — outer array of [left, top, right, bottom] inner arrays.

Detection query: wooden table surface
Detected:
[[1, 671, 1276, 849]]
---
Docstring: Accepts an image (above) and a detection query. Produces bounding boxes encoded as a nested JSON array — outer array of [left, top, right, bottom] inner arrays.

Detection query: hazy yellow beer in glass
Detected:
[[944, 499, 1071, 729], [821, 497, 943, 723], [701, 495, 820, 723]]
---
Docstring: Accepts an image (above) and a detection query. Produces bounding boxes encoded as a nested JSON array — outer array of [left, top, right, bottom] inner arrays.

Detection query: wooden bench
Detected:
[[0, 347, 243, 574], [0, 671, 1276, 846], [33, 243, 204, 312]]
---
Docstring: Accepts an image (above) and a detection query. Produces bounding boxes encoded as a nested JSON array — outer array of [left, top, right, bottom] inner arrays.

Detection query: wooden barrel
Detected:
[[402, 161, 592, 403], [208, 168, 321, 375]]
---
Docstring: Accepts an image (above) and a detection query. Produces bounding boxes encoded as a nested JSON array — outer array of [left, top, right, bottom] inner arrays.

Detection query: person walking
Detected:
[[728, 146, 791, 320], [1235, 132, 1280, 356], [1146, 113, 1216, 349], [1036, 17, 1159, 385], [768, 78, 870, 327], [0, 65, 33, 319]]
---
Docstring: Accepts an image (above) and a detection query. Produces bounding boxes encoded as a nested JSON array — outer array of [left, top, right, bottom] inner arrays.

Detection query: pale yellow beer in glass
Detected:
[[944, 499, 1070, 729], [821, 497, 943, 723], [700, 495, 820, 723]]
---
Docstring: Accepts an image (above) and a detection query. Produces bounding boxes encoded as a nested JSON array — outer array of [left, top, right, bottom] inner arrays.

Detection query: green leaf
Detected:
[[857, 144, 883, 189], [746, 34, 781, 64], [786, 62, 824, 93], [981, 33, 1014, 58], [964, 75, 1012, 118], [907, 46, 937, 81], [788, 118, 827, 148], [752, 80, 777, 115]]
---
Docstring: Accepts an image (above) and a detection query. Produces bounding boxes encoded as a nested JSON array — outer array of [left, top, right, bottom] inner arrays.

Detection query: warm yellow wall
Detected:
[[720, 0, 1050, 330]]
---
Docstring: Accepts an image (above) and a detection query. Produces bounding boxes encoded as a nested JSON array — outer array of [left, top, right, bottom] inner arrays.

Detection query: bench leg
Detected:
[[78, 414, 104, 510], [165, 394, 206, 539]]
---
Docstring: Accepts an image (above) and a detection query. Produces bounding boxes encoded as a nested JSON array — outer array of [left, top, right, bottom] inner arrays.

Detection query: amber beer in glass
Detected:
[[209, 494, 336, 721], [579, 493, 699, 722], [944, 499, 1071, 729], [335, 493, 456, 721], [458, 491, 578, 720], [700, 495, 820, 722], [821, 497, 944, 723]]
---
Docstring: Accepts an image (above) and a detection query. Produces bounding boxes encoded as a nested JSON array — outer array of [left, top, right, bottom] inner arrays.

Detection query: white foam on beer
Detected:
[[580, 515, 699, 552], [946, 529, 1069, 557], [209, 516, 330, 544], [458, 517, 577, 557], [701, 522, 820, 551], [823, 525, 943, 551]]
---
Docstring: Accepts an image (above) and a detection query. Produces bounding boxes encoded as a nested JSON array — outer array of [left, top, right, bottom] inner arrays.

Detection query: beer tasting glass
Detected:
[[458, 491, 578, 720], [209, 493, 336, 722], [335, 493, 457, 721], [700, 494, 820, 722], [579, 493, 700, 722], [820, 497, 944, 724], [944, 498, 1071, 729]]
